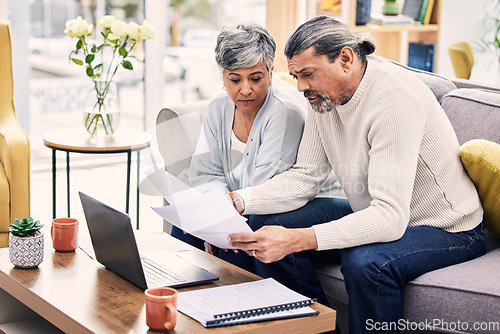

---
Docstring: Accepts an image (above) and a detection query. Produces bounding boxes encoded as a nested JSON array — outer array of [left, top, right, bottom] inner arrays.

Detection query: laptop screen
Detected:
[[79, 192, 148, 289]]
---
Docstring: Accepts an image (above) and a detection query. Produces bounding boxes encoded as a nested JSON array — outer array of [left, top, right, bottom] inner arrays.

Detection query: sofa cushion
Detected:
[[441, 88, 500, 145], [460, 139, 500, 238], [403, 249, 500, 332]]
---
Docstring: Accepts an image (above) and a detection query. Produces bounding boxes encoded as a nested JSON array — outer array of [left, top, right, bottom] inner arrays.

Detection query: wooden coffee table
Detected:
[[0, 229, 336, 333]]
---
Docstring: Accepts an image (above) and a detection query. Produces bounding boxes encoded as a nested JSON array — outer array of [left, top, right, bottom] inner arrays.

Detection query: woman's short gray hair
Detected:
[[284, 16, 375, 63], [215, 23, 276, 71]]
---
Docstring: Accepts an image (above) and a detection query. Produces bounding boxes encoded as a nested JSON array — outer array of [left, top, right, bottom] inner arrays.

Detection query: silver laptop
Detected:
[[79, 191, 219, 290]]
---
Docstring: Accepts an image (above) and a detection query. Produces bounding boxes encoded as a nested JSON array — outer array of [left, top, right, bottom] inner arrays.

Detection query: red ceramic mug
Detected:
[[145, 287, 178, 331], [51, 218, 79, 252]]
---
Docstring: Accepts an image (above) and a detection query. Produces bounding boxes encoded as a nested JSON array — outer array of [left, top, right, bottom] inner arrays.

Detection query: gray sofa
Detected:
[[156, 64, 500, 334]]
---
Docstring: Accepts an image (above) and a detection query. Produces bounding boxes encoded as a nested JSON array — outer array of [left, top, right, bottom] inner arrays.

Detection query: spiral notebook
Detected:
[[177, 278, 319, 328]]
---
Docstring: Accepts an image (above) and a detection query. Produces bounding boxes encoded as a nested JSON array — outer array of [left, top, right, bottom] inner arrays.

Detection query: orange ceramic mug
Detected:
[[145, 287, 177, 331], [51, 218, 79, 252]]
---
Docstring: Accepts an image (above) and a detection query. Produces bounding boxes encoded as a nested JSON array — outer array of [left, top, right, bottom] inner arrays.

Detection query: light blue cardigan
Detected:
[[189, 86, 306, 193]]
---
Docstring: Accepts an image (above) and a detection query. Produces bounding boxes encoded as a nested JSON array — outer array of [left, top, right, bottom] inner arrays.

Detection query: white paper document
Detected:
[[148, 169, 252, 249], [142, 167, 202, 205]]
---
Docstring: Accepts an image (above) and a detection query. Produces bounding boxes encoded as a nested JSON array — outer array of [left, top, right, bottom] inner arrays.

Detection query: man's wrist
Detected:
[[228, 192, 245, 215], [293, 228, 318, 252]]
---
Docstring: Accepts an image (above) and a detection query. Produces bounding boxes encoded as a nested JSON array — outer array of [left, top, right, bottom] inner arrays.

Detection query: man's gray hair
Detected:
[[284, 16, 375, 62], [215, 23, 276, 71]]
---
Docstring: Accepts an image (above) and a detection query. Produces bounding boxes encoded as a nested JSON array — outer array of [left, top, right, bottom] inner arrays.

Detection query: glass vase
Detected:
[[84, 79, 120, 137]]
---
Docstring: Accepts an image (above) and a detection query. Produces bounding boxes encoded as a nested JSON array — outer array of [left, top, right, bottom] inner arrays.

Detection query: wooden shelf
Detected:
[[349, 0, 441, 69], [351, 23, 439, 33], [265, 0, 441, 72]]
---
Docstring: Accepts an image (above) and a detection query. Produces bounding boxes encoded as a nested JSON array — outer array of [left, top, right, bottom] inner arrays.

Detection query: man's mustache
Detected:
[[304, 90, 321, 99]]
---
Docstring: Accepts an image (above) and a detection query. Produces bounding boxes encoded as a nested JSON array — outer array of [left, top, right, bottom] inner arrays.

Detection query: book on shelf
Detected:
[[177, 278, 319, 328], [408, 42, 436, 73], [401, 0, 426, 22], [418, 0, 429, 23], [370, 14, 415, 25], [422, 0, 436, 24]]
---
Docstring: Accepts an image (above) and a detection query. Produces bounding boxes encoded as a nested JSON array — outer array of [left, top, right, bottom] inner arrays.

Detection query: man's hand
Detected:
[[228, 226, 318, 263]]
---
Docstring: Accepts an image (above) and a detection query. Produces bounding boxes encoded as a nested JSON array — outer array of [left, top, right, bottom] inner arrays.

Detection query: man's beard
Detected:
[[305, 91, 335, 113], [304, 83, 353, 113]]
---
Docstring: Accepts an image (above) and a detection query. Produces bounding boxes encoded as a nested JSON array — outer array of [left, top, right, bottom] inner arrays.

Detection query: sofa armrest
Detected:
[[156, 100, 208, 177]]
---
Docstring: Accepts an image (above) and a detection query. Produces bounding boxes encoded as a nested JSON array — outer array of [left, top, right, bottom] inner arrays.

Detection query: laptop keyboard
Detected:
[[141, 256, 187, 287]]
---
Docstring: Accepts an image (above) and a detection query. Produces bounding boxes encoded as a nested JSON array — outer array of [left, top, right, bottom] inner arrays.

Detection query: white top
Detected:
[[189, 86, 311, 193], [230, 130, 246, 187], [237, 55, 483, 250]]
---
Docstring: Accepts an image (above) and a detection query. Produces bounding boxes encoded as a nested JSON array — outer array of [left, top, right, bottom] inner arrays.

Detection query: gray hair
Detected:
[[284, 16, 375, 63], [215, 23, 276, 71]]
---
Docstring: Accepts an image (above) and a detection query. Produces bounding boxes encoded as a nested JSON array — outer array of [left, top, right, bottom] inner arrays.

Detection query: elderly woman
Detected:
[[171, 23, 339, 305], [171, 24, 304, 258]]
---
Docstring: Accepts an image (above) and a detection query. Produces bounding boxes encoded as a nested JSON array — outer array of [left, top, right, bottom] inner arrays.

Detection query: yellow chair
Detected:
[[448, 42, 474, 79], [0, 21, 30, 247]]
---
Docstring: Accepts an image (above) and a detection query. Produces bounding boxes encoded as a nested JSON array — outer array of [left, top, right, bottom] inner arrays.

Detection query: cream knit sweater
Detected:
[[236, 55, 483, 250]]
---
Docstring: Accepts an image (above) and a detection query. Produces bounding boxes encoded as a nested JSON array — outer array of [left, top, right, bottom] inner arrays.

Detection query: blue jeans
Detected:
[[229, 198, 486, 334], [340, 224, 485, 333], [171, 224, 257, 272], [220, 197, 353, 307], [170, 225, 206, 251]]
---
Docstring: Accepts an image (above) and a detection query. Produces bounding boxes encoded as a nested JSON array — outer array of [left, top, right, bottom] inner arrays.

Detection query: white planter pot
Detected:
[[9, 232, 44, 269]]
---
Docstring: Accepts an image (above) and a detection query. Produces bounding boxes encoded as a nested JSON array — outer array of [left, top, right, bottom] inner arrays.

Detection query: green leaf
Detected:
[[85, 54, 95, 64], [76, 39, 82, 50], [91, 44, 97, 53], [9, 217, 43, 236], [119, 47, 127, 58], [86, 66, 94, 77], [71, 58, 83, 66], [122, 60, 133, 70], [97, 44, 106, 51]]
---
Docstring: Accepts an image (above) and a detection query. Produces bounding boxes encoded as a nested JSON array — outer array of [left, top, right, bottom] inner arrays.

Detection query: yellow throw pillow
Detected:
[[460, 139, 500, 238]]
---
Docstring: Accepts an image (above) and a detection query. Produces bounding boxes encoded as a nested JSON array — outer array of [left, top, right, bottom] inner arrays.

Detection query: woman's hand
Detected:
[[208, 243, 239, 255], [228, 226, 318, 263], [207, 243, 220, 256], [226, 192, 244, 215]]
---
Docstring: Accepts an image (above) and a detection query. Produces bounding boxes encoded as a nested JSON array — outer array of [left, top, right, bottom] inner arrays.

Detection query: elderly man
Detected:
[[227, 16, 485, 333]]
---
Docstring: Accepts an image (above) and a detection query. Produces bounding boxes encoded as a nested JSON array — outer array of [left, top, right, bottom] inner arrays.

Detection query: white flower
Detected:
[[107, 33, 121, 42], [110, 20, 129, 38], [97, 15, 116, 29], [140, 20, 155, 40], [64, 16, 93, 38], [127, 22, 141, 41]]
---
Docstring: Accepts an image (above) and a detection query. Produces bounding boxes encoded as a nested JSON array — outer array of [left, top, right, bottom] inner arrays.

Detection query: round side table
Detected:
[[43, 127, 151, 229]]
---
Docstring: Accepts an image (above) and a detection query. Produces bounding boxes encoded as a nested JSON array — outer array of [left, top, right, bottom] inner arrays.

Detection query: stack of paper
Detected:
[[370, 14, 414, 25]]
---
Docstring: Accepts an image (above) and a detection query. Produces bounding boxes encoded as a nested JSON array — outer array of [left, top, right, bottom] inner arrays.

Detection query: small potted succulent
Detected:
[[9, 217, 45, 269]]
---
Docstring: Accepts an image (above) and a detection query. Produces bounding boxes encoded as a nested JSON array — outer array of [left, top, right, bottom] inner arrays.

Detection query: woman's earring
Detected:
[[222, 85, 226, 91]]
